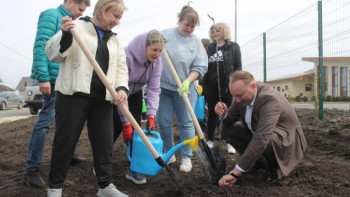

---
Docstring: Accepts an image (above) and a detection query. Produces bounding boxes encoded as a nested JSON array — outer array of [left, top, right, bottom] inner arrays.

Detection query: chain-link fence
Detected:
[[241, 0, 350, 119]]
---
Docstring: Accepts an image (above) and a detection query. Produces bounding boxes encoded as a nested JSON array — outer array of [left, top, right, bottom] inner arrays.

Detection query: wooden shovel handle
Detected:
[[162, 50, 205, 140], [70, 29, 160, 159]]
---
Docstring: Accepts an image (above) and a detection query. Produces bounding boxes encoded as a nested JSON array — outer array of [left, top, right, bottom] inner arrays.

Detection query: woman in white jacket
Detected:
[[45, 0, 129, 196]]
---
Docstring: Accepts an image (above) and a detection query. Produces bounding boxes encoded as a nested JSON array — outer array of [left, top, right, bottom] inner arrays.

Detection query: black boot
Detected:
[[23, 170, 45, 189], [266, 168, 283, 183], [70, 153, 87, 166]]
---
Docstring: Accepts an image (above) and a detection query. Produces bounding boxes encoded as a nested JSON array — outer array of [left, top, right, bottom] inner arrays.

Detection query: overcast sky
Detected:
[[0, 0, 318, 89]]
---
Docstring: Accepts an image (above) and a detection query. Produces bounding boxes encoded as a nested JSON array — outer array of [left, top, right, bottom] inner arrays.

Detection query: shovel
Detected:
[[70, 28, 183, 192], [162, 49, 226, 184]]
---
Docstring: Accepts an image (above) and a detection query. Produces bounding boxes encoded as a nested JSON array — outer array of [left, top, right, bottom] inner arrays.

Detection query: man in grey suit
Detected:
[[215, 70, 307, 187]]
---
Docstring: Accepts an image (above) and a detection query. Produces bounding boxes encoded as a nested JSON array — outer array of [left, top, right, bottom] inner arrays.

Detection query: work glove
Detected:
[[146, 116, 155, 133], [123, 124, 133, 144], [177, 79, 190, 96]]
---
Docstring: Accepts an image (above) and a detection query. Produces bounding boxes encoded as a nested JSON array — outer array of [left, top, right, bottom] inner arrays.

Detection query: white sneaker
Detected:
[[47, 188, 62, 197], [97, 183, 128, 197], [206, 140, 214, 148], [227, 143, 236, 154], [167, 155, 176, 164], [179, 157, 192, 172]]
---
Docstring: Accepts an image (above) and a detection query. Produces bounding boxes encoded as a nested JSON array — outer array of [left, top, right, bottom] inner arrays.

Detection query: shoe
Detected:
[[266, 168, 283, 183], [227, 143, 236, 154], [179, 157, 192, 172], [47, 188, 62, 197], [70, 153, 87, 166], [206, 140, 214, 148], [167, 155, 176, 164], [126, 170, 146, 184], [93, 167, 96, 176], [23, 170, 45, 189], [97, 183, 128, 197]]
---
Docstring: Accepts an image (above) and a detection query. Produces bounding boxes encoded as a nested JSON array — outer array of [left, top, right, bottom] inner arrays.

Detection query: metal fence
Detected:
[[241, 0, 350, 119]]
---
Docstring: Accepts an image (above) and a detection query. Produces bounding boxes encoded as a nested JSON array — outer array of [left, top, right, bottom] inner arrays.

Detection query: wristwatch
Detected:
[[230, 172, 240, 179]]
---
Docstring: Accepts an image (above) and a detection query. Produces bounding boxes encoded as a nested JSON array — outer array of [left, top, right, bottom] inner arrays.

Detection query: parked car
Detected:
[[24, 78, 42, 115], [0, 92, 24, 110]]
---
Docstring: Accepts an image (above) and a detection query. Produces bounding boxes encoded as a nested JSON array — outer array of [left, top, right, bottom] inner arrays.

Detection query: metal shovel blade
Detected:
[[195, 144, 226, 184]]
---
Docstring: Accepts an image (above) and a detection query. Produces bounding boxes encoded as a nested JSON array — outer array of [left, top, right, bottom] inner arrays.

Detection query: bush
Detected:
[[303, 96, 309, 102], [295, 96, 301, 102], [325, 95, 332, 101], [311, 96, 316, 102]]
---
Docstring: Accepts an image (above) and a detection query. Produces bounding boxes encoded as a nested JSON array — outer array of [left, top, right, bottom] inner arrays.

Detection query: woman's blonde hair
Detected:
[[146, 30, 167, 46], [209, 22, 231, 42], [93, 0, 127, 20]]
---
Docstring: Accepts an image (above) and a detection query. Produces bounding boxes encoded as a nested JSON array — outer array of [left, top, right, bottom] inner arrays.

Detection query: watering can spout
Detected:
[[162, 136, 199, 163]]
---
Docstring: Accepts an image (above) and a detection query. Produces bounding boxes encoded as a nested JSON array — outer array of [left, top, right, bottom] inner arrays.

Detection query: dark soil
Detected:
[[0, 109, 349, 196]]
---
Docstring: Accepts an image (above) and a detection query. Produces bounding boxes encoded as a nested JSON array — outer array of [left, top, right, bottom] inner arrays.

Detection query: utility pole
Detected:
[[235, 0, 237, 42]]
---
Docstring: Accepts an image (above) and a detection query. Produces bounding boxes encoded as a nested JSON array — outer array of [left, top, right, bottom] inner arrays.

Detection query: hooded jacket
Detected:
[[118, 31, 162, 122]]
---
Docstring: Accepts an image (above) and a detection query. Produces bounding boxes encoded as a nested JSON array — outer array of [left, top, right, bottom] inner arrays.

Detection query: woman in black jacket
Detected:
[[203, 22, 242, 153]]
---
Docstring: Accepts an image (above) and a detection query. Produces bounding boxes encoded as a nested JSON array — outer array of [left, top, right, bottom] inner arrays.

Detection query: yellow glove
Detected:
[[177, 79, 190, 96]]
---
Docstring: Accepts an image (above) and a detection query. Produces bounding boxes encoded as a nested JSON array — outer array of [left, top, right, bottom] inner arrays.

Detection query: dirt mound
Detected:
[[0, 109, 349, 196]]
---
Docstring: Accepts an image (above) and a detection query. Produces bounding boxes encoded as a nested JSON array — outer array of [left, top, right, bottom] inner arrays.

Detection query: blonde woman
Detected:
[[45, 0, 129, 196], [202, 22, 241, 152]]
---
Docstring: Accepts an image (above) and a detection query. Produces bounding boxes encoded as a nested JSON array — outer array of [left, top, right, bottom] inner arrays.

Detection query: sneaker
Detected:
[[227, 143, 236, 154], [47, 188, 62, 197], [126, 170, 146, 184], [97, 183, 128, 197], [179, 157, 192, 172], [167, 155, 176, 164], [206, 140, 214, 148], [23, 170, 45, 189]]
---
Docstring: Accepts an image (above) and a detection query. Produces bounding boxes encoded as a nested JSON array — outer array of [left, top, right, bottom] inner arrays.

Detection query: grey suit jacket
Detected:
[[223, 82, 307, 175]]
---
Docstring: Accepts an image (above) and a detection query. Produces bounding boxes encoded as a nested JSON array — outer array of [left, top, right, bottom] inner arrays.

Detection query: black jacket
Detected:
[[203, 40, 242, 89]]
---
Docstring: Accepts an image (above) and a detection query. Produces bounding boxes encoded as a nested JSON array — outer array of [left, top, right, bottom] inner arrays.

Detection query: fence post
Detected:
[[318, 0, 324, 120], [263, 32, 267, 83]]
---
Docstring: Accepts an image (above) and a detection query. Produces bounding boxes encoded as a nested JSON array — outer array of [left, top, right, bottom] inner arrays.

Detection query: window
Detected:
[[277, 87, 280, 92], [341, 67, 347, 97], [324, 67, 328, 96], [282, 89, 284, 92], [305, 84, 312, 91], [332, 67, 338, 96], [285, 85, 288, 90]]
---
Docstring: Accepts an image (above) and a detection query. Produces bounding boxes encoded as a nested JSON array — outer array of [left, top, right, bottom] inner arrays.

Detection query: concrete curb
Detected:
[[0, 115, 33, 124]]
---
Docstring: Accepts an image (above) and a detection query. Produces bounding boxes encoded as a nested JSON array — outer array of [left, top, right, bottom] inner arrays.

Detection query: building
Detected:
[[15, 77, 29, 98], [302, 57, 350, 98]]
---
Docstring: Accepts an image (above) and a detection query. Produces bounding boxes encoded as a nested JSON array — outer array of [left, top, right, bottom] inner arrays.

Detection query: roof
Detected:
[[268, 68, 314, 83], [302, 57, 350, 63], [15, 77, 29, 91], [0, 84, 14, 91]]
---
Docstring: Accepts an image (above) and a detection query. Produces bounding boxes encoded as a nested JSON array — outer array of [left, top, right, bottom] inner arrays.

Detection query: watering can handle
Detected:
[[162, 50, 205, 140], [70, 28, 160, 159]]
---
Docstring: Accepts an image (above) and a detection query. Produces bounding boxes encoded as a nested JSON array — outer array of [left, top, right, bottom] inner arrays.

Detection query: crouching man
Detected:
[[215, 70, 307, 187]]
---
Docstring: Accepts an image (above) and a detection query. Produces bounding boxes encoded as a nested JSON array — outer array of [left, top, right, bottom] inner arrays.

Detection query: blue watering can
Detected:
[[127, 129, 198, 176]]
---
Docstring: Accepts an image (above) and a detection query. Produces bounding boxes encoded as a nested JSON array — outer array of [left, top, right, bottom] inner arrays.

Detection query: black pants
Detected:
[[221, 121, 279, 172], [49, 92, 114, 188], [206, 83, 232, 141], [113, 90, 142, 143]]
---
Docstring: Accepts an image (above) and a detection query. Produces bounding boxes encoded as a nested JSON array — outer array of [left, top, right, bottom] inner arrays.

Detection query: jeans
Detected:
[[157, 88, 198, 159], [25, 86, 56, 172]]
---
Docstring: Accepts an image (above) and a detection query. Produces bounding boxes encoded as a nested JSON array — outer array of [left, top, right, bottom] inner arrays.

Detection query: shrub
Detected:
[[303, 96, 309, 102], [295, 96, 301, 102], [311, 96, 316, 102]]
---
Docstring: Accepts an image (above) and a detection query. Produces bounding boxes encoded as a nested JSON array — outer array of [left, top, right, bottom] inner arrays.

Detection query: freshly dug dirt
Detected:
[[0, 109, 349, 196]]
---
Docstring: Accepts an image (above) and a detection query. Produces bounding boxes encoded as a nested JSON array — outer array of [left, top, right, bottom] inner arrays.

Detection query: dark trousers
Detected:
[[49, 92, 114, 188], [206, 83, 232, 141], [113, 90, 142, 143], [222, 121, 279, 172]]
